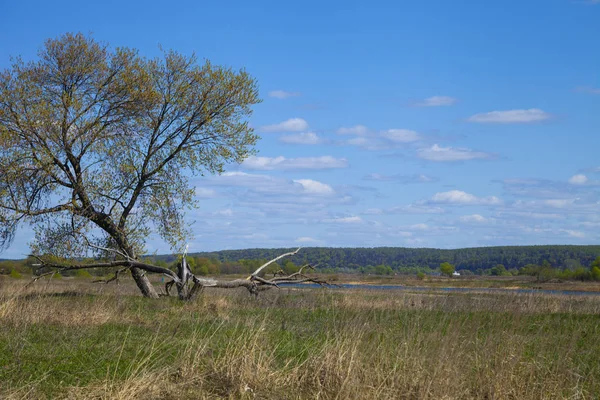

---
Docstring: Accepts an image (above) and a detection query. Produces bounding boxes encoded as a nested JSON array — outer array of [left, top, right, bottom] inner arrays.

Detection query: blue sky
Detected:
[[1, 0, 599, 257]]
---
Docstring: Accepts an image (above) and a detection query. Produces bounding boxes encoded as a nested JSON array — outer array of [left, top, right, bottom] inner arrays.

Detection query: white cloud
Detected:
[[467, 109, 551, 123], [339, 127, 423, 150], [381, 129, 420, 143], [431, 190, 502, 205], [325, 216, 363, 224], [279, 132, 323, 145], [295, 236, 318, 243], [268, 90, 300, 99], [195, 187, 217, 198], [417, 144, 493, 162], [414, 96, 458, 107], [497, 211, 564, 220], [216, 171, 278, 186], [564, 230, 585, 238], [364, 173, 438, 183], [261, 118, 309, 132], [347, 137, 370, 146], [365, 204, 446, 215], [410, 223, 429, 231], [337, 125, 369, 135], [213, 208, 234, 217], [242, 155, 348, 170], [293, 179, 335, 195], [568, 174, 588, 185], [543, 199, 577, 208], [459, 214, 487, 223]]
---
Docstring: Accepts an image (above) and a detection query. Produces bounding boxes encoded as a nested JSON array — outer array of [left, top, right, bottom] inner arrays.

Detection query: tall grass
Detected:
[[1, 277, 599, 399]]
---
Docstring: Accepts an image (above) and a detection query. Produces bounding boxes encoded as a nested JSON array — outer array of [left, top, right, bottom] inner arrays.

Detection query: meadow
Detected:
[[1, 276, 599, 399]]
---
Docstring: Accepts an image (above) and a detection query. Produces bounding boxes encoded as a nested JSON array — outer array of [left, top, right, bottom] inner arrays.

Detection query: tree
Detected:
[[440, 262, 455, 278], [490, 264, 508, 276], [0, 33, 330, 299]]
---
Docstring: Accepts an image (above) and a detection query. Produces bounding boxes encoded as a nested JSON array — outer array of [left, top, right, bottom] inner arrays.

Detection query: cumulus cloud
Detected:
[[214, 171, 278, 187], [430, 190, 502, 205], [337, 125, 369, 135], [563, 229, 585, 238], [338, 126, 424, 150], [414, 96, 458, 107], [242, 155, 348, 170], [417, 144, 494, 162], [467, 109, 551, 123], [569, 174, 588, 185], [279, 132, 323, 145], [364, 173, 438, 183], [381, 129, 420, 143], [195, 187, 217, 198], [364, 204, 446, 215], [410, 223, 430, 230], [459, 214, 488, 223], [213, 208, 234, 217], [293, 179, 335, 195], [268, 90, 301, 99], [496, 211, 564, 220], [324, 216, 363, 224], [260, 118, 309, 132], [296, 236, 318, 243]]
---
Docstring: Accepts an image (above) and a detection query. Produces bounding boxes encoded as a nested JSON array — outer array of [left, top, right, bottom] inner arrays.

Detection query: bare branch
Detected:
[[27, 248, 335, 300], [92, 267, 129, 284], [250, 248, 301, 278]]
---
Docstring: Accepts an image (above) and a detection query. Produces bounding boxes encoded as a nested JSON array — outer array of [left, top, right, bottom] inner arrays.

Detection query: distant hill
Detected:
[[173, 245, 600, 272]]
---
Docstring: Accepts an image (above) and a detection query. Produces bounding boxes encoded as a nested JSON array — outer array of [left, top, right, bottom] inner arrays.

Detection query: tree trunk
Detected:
[[130, 266, 159, 298], [118, 241, 159, 299]]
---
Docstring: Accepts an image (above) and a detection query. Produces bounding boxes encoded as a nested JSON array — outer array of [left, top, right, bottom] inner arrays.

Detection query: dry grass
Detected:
[[1, 276, 599, 399]]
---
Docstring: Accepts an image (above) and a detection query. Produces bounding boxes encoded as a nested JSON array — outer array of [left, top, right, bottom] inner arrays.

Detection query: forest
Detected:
[[159, 245, 600, 274]]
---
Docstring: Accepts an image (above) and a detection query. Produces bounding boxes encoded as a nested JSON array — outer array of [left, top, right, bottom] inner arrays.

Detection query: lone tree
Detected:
[[440, 262, 455, 278], [0, 33, 329, 299]]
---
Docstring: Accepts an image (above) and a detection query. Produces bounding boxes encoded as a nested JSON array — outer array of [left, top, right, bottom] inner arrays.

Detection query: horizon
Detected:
[[2, 243, 599, 261], [1, 0, 599, 258]]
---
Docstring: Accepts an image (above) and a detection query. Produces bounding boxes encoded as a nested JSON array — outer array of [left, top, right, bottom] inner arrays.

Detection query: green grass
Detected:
[[1, 279, 600, 399]]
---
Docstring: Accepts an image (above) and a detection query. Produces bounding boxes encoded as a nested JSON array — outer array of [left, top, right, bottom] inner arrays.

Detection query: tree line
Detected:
[[182, 245, 600, 273]]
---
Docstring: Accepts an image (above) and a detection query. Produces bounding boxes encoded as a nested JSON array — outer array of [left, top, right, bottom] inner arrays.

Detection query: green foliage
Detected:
[[440, 262, 455, 277], [74, 269, 92, 279], [591, 266, 600, 281], [8, 269, 21, 279], [490, 264, 510, 276], [185, 245, 600, 274], [416, 271, 426, 280], [0, 32, 260, 292]]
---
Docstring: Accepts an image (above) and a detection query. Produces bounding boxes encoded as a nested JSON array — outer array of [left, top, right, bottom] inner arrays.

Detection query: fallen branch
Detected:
[[92, 268, 130, 284], [28, 248, 335, 300]]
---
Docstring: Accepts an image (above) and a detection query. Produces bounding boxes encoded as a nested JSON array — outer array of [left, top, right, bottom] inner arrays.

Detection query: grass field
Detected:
[[1, 276, 600, 399]]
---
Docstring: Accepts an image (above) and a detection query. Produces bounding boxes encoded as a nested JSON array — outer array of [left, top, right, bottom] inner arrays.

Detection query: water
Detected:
[[278, 283, 600, 297]]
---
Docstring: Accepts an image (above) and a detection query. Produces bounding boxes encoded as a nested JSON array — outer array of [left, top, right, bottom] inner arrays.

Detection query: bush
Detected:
[[74, 269, 92, 278], [591, 266, 600, 281], [416, 272, 426, 280], [9, 269, 22, 279]]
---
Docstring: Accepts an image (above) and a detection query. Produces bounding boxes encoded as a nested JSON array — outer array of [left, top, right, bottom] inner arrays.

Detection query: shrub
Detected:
[[9, 269, 22, 279], [74, 269, 93, 278]]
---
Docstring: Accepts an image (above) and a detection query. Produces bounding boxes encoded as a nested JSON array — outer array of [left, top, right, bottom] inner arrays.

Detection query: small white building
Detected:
[[452, 271, 461, 277]]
